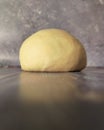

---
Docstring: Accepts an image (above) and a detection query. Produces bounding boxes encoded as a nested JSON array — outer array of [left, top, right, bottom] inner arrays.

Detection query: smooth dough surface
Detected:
[[19, 29, 87, 72]]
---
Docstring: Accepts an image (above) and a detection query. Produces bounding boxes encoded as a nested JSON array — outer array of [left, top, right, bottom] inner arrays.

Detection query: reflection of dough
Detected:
[[19, 72, 104, 103], [19, 29, 87, 72], [19, 72, 78, 103]]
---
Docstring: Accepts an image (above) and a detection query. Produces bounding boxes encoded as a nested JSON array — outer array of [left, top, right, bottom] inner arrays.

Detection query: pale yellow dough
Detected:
[[19, 29, 87, 72]]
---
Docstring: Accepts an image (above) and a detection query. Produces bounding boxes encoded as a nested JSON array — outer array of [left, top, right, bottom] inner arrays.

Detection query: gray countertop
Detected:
[[0, 67, 104, 130]]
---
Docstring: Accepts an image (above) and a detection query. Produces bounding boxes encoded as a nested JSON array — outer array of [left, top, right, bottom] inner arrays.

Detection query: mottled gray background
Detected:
[[0, 0, 104, 67]]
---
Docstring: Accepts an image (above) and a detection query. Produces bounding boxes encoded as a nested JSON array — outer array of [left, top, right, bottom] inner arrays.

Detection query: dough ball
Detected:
[[19, 29, 87, 72]]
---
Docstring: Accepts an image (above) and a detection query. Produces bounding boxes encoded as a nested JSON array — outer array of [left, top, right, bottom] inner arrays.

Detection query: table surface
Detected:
[[0, 67, 104, 130]]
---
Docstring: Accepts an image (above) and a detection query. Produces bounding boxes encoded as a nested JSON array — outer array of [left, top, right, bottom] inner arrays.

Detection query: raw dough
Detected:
[[19, 29, 87, 72]]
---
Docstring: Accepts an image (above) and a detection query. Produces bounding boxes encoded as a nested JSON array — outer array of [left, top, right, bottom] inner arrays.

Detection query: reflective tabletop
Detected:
[[0, 67, 104, 130]]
